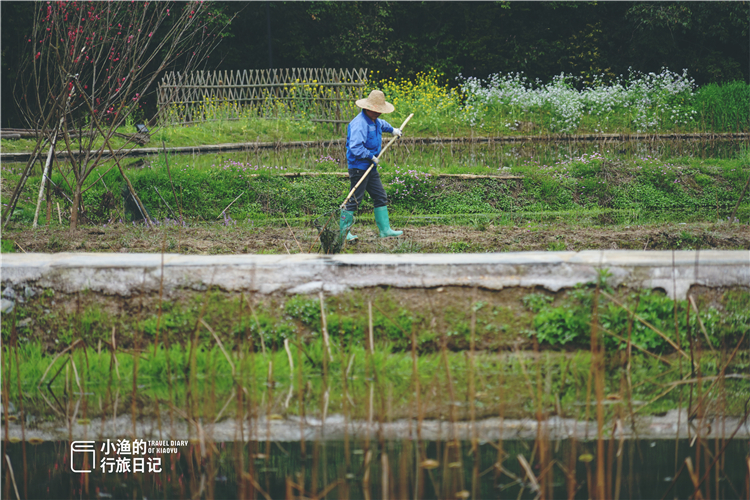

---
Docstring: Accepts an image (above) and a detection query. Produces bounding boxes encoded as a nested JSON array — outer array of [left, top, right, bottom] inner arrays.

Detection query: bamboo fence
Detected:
[[157, 68, 367, 128]]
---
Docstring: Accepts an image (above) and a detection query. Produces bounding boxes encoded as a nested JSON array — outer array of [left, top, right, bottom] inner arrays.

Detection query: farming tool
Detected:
[[314, 113, 414, 254]]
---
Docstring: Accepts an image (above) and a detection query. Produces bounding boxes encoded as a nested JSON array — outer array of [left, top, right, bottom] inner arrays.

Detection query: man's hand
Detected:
[[371, 156, 379, 166], [393, 128, 403, 137]]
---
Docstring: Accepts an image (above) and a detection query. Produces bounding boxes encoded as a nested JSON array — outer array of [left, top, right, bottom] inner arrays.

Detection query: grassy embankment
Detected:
[[3, 142, 749, 231], [3, 68, 750, 252], [2, 283, 748, 422], [2, 70, 749, 237]]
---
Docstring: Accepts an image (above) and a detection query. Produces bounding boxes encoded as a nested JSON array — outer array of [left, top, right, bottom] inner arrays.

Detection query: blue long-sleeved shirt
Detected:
[[346, 110, 394, 170]]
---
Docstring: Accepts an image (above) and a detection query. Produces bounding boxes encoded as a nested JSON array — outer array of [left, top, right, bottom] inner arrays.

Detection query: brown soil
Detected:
[[4, 221, 749, 254], [12, 284, 538, 354]]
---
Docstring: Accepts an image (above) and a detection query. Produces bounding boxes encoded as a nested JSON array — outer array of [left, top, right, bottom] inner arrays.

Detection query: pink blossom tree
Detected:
[[4, 1, 231, 229]]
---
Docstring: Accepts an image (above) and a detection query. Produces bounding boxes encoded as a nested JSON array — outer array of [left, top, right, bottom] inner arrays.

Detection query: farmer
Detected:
[[340, 89, 403, 241]]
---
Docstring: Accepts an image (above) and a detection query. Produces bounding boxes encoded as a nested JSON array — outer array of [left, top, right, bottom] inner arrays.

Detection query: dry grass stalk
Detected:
[[243, 472, 273, 500], [690, 332, 746, 418], [685, 457, 706, 500], [688, 295, 715, 351], [216, 191, 245, 219], [601, 291, 693, 364], [381, 452, 390, 499], [517, 454, 540, 493], [362, 449, 372, 500], [283, 213, 304, 252], [590, 286, 608, 500], [319, 292, 334, 361], [200, 318, 236, 377], [4, 454, 21, 500], [592, 322, 672, 366], [367, 300, 375, 354], [245, 295, 268, 356], [152, 244, 166, 357], [212, 392, 235, 424], [9, 323, 28, 499], [37, 339, 84, 388], [693, 376, 750, 493]]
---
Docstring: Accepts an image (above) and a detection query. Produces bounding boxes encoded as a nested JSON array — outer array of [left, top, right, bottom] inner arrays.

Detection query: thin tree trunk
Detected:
[[33, 129, 59, 228], [70, 185, 82, 230], [1, 102, 59, 227], [73, 80, 152, 228], [46, 179, 52, 226]]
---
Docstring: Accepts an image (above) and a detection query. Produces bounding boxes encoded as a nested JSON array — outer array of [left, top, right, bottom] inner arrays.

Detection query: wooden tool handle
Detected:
[[340, 113, 414, 209]]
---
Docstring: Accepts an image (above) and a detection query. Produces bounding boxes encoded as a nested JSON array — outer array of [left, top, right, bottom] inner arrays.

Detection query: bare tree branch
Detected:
[[7, 1, 233, 230]]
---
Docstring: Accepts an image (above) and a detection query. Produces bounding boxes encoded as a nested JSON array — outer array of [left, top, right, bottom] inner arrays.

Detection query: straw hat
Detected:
[[355, 90, 395, 114]]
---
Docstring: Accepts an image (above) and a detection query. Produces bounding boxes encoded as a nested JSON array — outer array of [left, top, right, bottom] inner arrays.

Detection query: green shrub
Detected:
[[527, 288, 745, 351]]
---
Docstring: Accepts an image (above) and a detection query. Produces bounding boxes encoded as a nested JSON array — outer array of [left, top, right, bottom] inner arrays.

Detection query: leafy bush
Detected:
[[522, 293, 553, 313], [285, 296, 321, 326], [526, 288, 745, 351], [526, 288, 592, 346]]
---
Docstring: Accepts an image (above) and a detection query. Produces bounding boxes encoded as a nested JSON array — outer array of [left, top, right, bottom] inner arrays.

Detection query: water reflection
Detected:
[[4, 438, 748, 499]]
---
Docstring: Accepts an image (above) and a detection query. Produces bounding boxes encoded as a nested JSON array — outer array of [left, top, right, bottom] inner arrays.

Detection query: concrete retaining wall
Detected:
[[2, 250, 748, 300]]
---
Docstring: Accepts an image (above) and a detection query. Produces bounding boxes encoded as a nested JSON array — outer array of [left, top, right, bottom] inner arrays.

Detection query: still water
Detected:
[[4, 438, 748, 499]]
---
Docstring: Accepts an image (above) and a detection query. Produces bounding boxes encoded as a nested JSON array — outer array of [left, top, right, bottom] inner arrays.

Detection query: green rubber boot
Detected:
[[340, 210, 357, 242], [374, 206, 403, 238]]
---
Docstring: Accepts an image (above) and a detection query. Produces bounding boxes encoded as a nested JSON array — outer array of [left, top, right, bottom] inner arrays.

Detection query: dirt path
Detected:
[[4, 221, 749, 254]]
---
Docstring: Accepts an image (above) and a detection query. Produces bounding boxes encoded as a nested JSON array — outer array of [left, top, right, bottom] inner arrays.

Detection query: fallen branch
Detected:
[[217, 191, 245, 219], [153, 186, 177, 218]]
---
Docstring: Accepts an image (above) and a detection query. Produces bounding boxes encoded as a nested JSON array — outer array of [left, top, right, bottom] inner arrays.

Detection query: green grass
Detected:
[[0, 129, 144, 155], [1, 240, 16, 253], [526, 287, 749, 350], [3, 141, 748, 228], [3, 280, 747, 423], [5, 337, 748, 422], [694, 81, 750, 133], [2, 134, 748, 250], [153, 116, 343, 147], [0, 117, 343, 154]]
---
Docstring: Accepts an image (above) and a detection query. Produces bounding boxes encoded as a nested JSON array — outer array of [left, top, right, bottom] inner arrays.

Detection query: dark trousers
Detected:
[[345, 168, 388, 212]]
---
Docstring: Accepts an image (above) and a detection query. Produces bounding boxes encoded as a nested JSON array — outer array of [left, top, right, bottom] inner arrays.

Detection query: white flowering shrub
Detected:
[[458, 68, 697, 134]]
